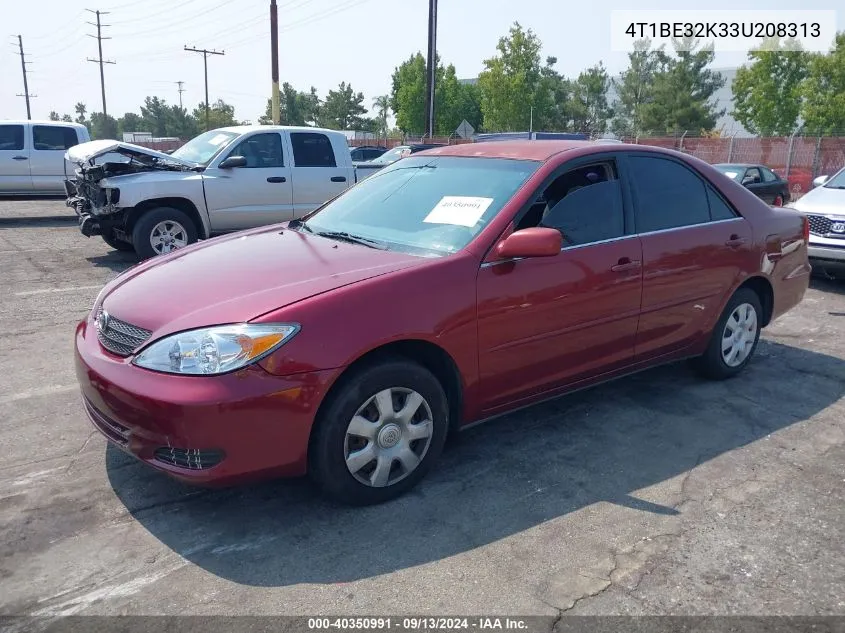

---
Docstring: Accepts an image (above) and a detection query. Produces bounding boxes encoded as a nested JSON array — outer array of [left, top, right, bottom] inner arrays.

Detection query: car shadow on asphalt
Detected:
[[810, 276, 845, 296], [0, 216, 76, 228], [105, 339, 845, 587]]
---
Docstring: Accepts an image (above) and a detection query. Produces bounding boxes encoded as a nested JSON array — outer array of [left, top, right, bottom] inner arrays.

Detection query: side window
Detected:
[[0, 125, 25, 151], [290, 132, 337, 167], [33, 126, 79, 150], [745, 167, 762, 183], [627, 156, 711, 233], [226, 133, 283, 168], [706, 186, 738, 221], [535, 162, 625, 246], [761, 167, 778, 182]]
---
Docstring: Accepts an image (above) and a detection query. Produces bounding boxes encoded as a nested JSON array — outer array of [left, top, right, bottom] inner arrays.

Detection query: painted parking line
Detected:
[[0, 384, 78, 405], [15, 285, 103, 297]]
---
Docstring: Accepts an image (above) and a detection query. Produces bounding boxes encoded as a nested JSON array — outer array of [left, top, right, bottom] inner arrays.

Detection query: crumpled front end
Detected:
[[66, 163, 138, 237]]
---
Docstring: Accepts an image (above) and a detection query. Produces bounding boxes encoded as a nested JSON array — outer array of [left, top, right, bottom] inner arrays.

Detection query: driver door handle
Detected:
[[725, 234, 748, 247], [611, 257, 641, 273], [12, 155, 28, 161], [266, 176, 287, 183], [331, 176, 347, 182]]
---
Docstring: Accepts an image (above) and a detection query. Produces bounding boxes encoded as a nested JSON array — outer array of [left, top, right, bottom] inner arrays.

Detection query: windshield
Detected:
[[824, 167, 845, 189], [171, 130, 239, 165], [299, 155, 540, 256], [370, 146, 409, 164], [714, 165, 744, 181]]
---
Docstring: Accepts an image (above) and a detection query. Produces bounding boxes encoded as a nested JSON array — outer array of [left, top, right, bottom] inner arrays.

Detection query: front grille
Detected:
[[84, 397, 130, 446], [807, 214, 845, 238], [95, 308, 151, 356], [154, 447, 225, 470]]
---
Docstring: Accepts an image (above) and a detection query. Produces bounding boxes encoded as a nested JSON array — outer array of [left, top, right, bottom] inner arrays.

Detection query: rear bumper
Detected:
[[74, 317, 339, 486]]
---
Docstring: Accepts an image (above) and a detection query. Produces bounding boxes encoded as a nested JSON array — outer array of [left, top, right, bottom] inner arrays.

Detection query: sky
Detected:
[[3, 0, 843, 126]]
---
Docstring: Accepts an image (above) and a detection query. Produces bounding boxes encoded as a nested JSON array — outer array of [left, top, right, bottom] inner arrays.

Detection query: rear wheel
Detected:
[[309, 359, 449, 505], [692, 288, 763, 380], [131, 207, 198, 259]]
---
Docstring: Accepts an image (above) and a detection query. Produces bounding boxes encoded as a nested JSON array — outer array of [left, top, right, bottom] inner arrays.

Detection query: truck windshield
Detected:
[[171, 130, 239, 165], [299, 155, 540, 256]]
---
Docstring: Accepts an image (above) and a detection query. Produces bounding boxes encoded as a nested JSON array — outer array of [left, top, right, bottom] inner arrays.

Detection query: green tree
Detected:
[[49, 111, 61, 121], [140, 96, 171, 137], [74, 102, 88, 125], [639, 37, 725, 135], [391, 52, 428, 133], [192, 99, 238, 130], [61, 114, 73, 123], [317, 81, 367, 130], [568, 62, 613, 137], [537, 57, 573, 131], [477, 22, 554, 132], [372, 94, 391, 140], [259, 82, 321, 126], [732, 38, 809, 136], [89, 112, 118, 140], [611, 39, 669, 137], [117, 112, 144, 136], [800, 32, 845, 135]]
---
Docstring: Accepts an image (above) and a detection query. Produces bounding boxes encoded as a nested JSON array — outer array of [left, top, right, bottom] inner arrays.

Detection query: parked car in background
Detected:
[[352, 143, 447, 181], [65, 126, 363, 259], [786, 166, 845, 278], [75, 140, 810, 505], [349, 145, 387, 161], [713, 163, 790, 206], [0, 120, 90, 195]]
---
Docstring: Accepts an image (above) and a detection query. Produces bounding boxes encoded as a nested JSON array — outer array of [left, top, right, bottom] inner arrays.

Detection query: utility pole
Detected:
[[423, 0, 438, 138], [14, 35, 36, 120], [86, 9, 115, 117], [185, 45, 225, 131], [176, 81, 185, 109], [270, 0, 280, 124]]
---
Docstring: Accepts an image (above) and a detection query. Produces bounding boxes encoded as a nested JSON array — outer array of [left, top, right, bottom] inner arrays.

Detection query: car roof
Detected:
[[714, 163, 762, 169], [0, 119, 87, 129], [215, 124, 345, 136], [416, 139, 660, 162]]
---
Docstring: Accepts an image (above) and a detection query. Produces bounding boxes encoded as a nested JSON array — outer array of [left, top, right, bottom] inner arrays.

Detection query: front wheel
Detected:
[[309, 359, 449, 505], [131, 207, 198, 259], [691, 288, 763, 380]]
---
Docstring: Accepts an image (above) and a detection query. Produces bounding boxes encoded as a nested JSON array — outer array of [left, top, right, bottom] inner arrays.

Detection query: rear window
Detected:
[[33, 125, 80, 150], [0, 125, 25, 151], [290, 132, 336, 167]]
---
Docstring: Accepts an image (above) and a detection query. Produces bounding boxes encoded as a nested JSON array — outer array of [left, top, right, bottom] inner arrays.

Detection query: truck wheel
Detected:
[[101, 229, 134, 252], [131, 207, 198, 259]]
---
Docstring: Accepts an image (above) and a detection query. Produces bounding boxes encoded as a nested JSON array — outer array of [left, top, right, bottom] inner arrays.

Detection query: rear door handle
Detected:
[[266, 176, 287, 183], [12, 156, 28, 161], [331, 176, 347, 182], [725, 234, 748, 247], [611, 257, 641, 273]]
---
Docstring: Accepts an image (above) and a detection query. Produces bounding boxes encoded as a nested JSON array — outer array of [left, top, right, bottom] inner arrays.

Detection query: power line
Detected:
[[13, 35, 36, 120], [184, 45, 225, 131], [86, 9, 116, 116]]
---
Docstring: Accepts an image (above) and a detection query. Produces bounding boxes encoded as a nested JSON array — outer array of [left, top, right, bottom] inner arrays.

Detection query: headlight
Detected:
[[132, 323, 299, 375]]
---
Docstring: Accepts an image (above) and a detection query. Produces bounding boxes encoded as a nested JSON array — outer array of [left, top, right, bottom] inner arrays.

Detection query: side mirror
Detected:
[[219, 155, 247, 169], [495, 227, 562, 259], [813, 175, 829, 187]]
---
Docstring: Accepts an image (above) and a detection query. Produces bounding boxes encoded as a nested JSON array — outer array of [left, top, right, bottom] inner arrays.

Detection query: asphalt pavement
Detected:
[[1, 198, 843, 623]]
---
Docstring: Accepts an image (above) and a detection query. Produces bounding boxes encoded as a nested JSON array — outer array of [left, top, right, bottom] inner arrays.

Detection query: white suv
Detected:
[[787, 167, 845, 278]]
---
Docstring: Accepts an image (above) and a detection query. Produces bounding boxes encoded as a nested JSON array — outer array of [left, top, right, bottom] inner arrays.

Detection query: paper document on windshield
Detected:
[[423, 196, 494, 227], [208, 134, 231, 146]]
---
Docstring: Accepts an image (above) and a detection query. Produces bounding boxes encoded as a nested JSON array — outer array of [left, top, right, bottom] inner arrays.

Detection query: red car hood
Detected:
[[99, 226, 423, 339]]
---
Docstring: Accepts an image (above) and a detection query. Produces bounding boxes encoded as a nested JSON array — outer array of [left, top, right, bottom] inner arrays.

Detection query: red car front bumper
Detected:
[[74, 317, 338, 485]]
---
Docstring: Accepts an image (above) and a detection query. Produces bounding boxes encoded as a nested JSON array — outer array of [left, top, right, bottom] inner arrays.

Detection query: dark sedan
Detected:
[[714, 163, 790, 206], [349, 145, 387, 161]]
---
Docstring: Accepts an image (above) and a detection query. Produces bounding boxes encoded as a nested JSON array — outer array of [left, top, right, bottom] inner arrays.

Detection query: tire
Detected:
[[309, 358, 449, 505], [101, 229, 134, 252], [691, 288, 763, 380], [131, 207, 198, 259]]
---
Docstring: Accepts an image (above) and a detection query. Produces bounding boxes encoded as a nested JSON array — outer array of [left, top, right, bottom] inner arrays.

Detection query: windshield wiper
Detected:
[[313, 230, 388, 249]]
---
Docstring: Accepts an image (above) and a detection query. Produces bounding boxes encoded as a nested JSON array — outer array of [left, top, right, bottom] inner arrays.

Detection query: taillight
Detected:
[[802, 216, 810, 242]]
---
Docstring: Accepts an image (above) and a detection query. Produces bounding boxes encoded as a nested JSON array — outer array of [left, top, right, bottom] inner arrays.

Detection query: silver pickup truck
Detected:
[[66, 125, 380, 259]]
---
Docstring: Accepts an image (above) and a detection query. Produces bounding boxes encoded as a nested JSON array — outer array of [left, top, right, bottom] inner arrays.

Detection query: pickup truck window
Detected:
[[291, 132, 336, 168], [0, 125, 24, 151], [33, 125, 79, 150], [226, 133, 284, 168]]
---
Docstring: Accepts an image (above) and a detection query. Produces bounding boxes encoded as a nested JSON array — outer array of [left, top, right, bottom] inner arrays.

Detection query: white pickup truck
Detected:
[[65, 125, 374, 258]]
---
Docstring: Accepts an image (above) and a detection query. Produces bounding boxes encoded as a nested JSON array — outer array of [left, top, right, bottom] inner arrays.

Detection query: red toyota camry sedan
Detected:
[[75, 140, 812, 505]]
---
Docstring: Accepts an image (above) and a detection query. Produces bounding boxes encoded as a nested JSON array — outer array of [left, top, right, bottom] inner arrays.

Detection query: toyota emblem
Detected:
[[831, 222, 845, 233]]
